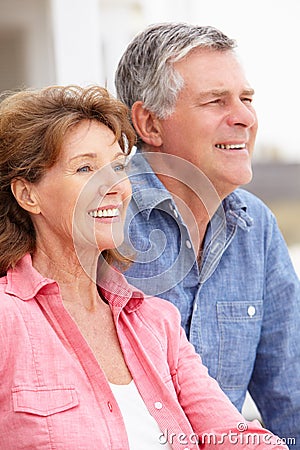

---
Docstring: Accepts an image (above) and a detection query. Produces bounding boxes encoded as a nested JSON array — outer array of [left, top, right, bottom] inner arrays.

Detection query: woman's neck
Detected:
[[32, 243, 101, 309]]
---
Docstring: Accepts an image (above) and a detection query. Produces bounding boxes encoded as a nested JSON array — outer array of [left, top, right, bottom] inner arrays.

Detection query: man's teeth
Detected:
[[216, 143, 246, 150], [88, 208, 119, 218]]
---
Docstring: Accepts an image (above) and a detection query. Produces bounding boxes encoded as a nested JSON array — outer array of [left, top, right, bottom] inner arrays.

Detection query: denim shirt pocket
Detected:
[[216, 300, 263, 390], [12, 385, 79, 416]]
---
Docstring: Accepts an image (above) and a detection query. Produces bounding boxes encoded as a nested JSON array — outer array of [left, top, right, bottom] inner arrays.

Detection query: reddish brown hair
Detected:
[[0, 85, 136, 276]]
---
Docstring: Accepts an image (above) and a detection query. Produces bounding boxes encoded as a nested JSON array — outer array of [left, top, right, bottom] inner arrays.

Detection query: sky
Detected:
[[125, 0, 300, 162]]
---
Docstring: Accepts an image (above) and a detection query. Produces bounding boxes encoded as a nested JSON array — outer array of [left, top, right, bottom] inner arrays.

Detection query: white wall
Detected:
[[50, 0, 103, 85], [0, 0, 55, 89]]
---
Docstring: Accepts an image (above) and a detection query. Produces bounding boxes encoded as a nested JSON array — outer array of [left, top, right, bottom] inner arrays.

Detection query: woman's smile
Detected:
[[88, 205, 121, 221]]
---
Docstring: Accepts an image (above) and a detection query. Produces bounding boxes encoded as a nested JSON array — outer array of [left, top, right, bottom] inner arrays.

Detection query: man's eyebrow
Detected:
[[195, 88, 255, 101], [241, 88, 255, 96], [194, 90, 229, 102]]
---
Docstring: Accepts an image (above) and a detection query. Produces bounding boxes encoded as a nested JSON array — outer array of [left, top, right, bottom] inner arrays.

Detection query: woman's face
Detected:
[[31, 120, 132, 253]]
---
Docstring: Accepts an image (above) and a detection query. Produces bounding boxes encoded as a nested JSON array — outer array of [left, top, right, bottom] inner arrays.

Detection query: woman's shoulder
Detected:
[[0, 274, 25, 319], [112, 270, 182, 324], [0, 275, 10, 307], [143, 293, 180, 312], [136, 293, 181, 330]]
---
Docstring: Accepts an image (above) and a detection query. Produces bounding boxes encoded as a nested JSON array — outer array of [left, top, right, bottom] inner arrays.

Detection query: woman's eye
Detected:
[[77, 165, 91, 173], [113, 158, 128, 173], [113, 163, 126, 172]]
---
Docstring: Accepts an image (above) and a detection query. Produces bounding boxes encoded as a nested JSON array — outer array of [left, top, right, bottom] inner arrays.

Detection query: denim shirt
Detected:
[[121, 152, 300, 444]]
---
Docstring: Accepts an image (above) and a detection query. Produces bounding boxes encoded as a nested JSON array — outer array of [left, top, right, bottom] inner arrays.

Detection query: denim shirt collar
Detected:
[[128, 150, 254, 231], [128, 152, 173, 220], [222, 191, 254, 231]]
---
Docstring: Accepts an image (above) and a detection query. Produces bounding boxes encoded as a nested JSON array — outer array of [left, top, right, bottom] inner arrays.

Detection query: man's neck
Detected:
[[142, 148, 226, 256], [158, 173, 218, 257]]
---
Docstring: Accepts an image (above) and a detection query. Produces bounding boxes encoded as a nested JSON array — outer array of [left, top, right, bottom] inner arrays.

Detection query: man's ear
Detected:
[[131, 101, 163, 147], [10, 178, 41, 214]]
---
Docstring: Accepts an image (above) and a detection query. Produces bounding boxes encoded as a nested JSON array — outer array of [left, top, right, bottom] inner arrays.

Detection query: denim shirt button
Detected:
[[247, 305, 256, 317], [185, 240, 192, 249]]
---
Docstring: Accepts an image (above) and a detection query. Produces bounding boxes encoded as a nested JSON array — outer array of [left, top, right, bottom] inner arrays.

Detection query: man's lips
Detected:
[[215, 143, 246, 150]]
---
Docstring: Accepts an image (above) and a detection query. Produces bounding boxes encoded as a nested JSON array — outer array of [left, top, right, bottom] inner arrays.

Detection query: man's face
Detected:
[[158, 48, 258, 198]]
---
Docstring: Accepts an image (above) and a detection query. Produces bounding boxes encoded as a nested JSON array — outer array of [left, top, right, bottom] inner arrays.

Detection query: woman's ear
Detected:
[[131, 101, 163, 147], [10, 179, 41, 214]]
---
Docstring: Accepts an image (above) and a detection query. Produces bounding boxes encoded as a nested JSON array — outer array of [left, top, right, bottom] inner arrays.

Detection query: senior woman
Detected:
[[0, 85, 287, 449]]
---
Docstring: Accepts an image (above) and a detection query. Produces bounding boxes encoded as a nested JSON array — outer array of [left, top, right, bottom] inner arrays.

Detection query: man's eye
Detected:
[[209, 98, 223, 105], [77, 165, 91, 173], [242, 97, 253, 104], [199, 99, 222, 106]]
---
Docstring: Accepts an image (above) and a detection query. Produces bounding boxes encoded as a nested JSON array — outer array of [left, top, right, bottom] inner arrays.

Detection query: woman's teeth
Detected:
[[88, 208, 119, 218], [216, 143, 246, 150]]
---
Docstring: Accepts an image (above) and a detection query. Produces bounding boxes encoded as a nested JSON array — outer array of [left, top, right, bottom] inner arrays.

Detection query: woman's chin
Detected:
[[96, 234, 125, 252]]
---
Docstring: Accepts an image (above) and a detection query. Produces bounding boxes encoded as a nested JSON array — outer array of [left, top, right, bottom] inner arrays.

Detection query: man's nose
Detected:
[[227, 100, 257, 128]]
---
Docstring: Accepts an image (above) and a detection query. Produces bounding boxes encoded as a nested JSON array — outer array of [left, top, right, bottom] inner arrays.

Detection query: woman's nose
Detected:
[[97, 167, 128, 197]]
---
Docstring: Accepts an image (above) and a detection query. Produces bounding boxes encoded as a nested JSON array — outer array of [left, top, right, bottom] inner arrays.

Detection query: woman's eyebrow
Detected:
[[113, 152, 127, 160], [69, 152, 98, 162]]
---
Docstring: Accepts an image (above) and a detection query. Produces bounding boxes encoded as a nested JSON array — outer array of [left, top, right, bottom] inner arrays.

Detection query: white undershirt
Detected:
[[109, 380, 172, 449]]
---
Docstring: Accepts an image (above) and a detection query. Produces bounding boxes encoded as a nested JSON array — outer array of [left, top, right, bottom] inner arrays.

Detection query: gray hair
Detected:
[[115, 22, 236, 119]]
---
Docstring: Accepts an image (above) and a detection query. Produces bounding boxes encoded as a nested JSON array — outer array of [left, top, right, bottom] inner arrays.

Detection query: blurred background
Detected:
[[1, 0, 299, 268], [1, 0, 299, 421]]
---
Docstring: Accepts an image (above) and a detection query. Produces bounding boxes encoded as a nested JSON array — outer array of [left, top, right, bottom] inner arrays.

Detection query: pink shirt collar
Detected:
[[5, 253, 144, 312]]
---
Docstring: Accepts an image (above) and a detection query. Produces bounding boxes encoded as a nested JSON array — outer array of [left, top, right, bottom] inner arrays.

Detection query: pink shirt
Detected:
[[0, 254, 287, 449]]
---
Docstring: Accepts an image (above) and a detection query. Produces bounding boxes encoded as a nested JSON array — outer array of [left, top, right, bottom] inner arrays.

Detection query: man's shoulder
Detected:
[[228, 188, 274, 216], [225, 189, 283, 245]]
